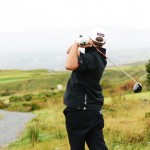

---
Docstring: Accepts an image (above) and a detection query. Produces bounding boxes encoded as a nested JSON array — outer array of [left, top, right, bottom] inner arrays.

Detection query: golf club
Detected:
[[95, 48, 142, 93]]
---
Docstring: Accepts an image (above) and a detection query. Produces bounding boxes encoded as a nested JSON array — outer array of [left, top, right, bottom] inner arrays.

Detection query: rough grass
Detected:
[[0, 63, 149, 149], [7, 92, 150, 150]]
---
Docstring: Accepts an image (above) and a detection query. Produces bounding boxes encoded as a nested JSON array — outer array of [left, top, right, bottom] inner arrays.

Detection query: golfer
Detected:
[[63, 28, 108, 150]]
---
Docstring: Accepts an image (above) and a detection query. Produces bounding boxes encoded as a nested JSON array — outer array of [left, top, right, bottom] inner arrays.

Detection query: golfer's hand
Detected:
[[75, 35, 90, 46]]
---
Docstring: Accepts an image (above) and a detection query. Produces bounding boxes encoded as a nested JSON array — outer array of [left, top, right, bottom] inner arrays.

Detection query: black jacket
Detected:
[[64, 46, 107, 110]]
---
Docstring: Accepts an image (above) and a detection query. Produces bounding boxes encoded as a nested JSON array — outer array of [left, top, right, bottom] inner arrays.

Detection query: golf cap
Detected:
[[90, 27, 106, 44]]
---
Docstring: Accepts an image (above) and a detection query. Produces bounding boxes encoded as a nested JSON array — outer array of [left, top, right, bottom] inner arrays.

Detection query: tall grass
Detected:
[[104, 94, 150, 149], [8, 92, 150, 150], [28, 123, 40, 147]]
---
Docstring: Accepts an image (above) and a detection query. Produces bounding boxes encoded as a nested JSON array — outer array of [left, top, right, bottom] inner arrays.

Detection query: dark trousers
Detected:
[[63, 107, 108, 150]]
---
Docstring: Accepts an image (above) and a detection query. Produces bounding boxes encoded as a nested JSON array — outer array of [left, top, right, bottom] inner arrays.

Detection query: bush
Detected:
[[146, 60, 150, 84], [30, 103, 40, 111], [9, 96, 22, 102], [22, 103, 31, 107], [0, 89, 11, 96], [120, 81, 134, 91], [23, 94, 33, 101]]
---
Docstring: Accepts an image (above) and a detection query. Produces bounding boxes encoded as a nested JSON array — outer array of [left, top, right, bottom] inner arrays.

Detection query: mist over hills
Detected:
[[0, 26, 150, 70]]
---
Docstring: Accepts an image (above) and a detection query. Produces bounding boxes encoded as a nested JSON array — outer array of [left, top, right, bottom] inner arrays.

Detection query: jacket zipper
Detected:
[[85, 94, 87, 105]]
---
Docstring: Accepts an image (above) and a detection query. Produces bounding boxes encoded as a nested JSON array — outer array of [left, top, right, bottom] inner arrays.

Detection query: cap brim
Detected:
[[90, 35, 106, 44]]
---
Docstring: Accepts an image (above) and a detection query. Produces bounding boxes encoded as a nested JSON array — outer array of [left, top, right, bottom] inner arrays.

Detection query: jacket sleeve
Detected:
[[76, 53, 95, 72]]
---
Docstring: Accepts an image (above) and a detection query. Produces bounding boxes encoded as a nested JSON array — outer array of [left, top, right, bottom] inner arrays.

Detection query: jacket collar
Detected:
[[85, 46, 106, 54]]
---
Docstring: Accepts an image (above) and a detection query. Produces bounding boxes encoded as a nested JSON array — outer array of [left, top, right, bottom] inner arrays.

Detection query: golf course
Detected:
[[0, 61, 150, 150]]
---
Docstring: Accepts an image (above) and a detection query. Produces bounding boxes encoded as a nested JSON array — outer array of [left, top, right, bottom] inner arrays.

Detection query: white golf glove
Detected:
[[75, 35, 90, 46]]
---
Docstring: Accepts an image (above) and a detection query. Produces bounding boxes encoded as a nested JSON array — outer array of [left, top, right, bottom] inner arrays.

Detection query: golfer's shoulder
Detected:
[[87, 51, 100, 59], [90, 51, 107, 66]]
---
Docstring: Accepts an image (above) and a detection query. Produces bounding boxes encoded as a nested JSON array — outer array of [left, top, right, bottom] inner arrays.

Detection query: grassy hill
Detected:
[[0, 69, 69, 93], [103, 63, 147, 84], [0, 62, 148, 95]]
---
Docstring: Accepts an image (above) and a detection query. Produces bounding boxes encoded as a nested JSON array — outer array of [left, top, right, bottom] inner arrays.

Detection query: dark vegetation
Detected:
[[146, 59, 150, 85]]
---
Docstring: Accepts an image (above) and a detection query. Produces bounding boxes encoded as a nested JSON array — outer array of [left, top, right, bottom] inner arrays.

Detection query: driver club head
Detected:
[[133, 82, 142, 93]]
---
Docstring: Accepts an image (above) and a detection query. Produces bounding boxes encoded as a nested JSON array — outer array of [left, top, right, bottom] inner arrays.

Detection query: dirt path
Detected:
[[0, 110, 35, 149]]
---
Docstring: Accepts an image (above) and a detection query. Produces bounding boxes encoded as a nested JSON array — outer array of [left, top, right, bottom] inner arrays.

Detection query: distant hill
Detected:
[[104, 61, 146, 83], [107, 60, 148, 67], [122, 61, 147, 66]]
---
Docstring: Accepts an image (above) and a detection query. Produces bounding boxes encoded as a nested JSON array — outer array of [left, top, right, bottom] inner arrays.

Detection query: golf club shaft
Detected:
[[95, 48, 137, 83]]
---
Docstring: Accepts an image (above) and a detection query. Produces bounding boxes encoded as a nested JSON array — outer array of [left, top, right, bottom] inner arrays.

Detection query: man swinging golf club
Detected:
[[63, 27, 108, 150]]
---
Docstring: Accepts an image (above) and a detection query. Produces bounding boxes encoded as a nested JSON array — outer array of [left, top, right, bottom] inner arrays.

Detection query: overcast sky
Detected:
[[0, 0, 150, 69], [1, 0, 150, 32]]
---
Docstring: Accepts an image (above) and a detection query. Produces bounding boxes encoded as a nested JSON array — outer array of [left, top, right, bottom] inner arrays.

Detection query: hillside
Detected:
[[104, 62, 146, 83], [0, 62, 148, 95]]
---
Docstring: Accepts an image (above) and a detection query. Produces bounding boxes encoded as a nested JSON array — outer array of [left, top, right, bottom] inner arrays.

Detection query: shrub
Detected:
[[22, 103, 31, 107], [23, 94, 33, 101], [30, 103, 40, 111], [9, 96, 22, 102], [145, 112, 150, 118], [120, 81, 134, 91], [145, 60, 150, 84]]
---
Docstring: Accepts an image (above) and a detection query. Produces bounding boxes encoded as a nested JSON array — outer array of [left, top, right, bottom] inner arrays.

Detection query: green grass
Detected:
[[0, 70, 70, 93]]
